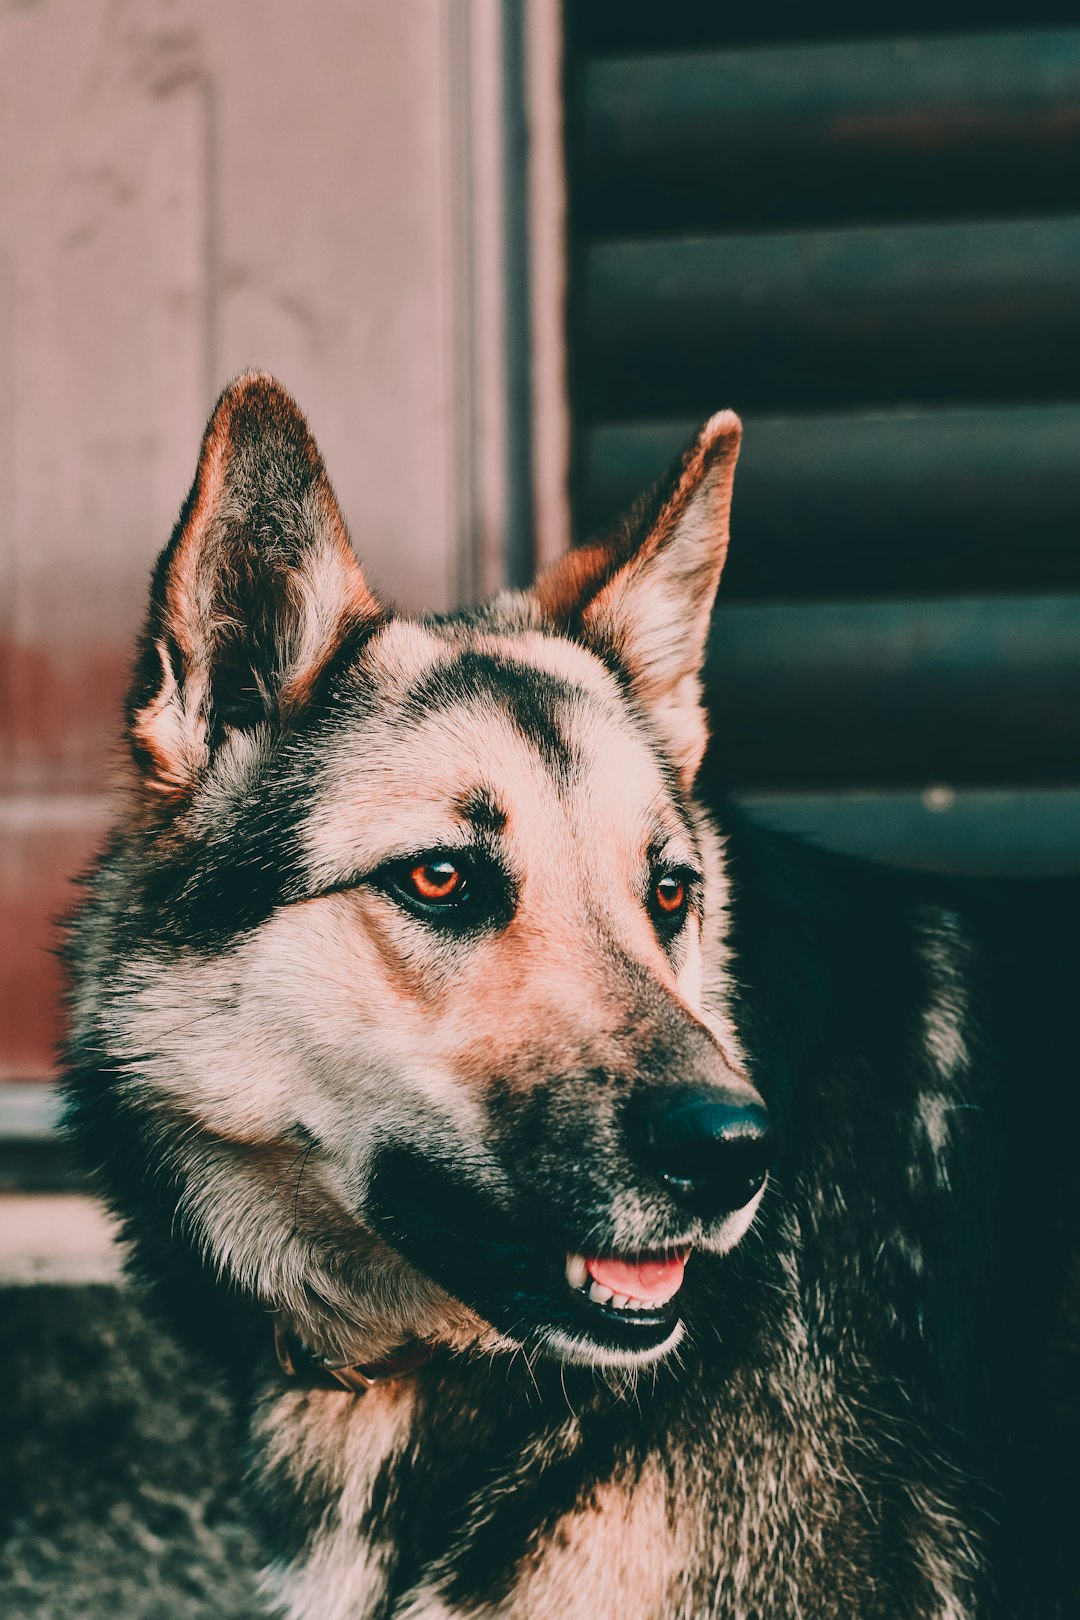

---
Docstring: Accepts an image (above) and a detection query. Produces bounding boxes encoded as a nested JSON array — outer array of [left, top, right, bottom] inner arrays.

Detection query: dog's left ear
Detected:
[[128, 373, 382, 796], [532, 411, 741, 787]]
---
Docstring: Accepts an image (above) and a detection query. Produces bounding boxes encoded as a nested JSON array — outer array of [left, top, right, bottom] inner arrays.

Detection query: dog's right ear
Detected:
[[128, 374, 382, 796], [530, 411, 741, 788]]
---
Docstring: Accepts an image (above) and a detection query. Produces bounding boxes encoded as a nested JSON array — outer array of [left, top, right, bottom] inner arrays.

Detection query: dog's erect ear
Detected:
[[128, 373, 382, 795], [532, 411, 741, 786]]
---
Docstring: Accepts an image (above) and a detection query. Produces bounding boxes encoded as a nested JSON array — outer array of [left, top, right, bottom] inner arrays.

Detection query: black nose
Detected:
[[647, 1093, 773, 1219]]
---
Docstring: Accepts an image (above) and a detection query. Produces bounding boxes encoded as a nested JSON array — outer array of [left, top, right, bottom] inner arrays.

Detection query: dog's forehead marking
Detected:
[[402, 648, 580, 779], [369, 620, 629, 750], [358, 619, 621, 711], [393, 626, 629, 781], [469, 626, 624, 695]]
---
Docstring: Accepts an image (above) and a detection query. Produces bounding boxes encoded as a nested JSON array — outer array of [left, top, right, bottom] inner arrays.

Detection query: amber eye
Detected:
[[654, 873, 687, 915], [408, 859, 464, 903], [379, 848, 511, 931]]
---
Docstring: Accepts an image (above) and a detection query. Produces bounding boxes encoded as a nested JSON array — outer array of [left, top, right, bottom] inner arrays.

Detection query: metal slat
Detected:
[[703, 594, 1080, 789], [580, 32, 1080, 234], [734, 787, 1080, 874], [580, 404, 1080, 597], [568, 1, 1080, 57], [582, 217, 1080, 416]]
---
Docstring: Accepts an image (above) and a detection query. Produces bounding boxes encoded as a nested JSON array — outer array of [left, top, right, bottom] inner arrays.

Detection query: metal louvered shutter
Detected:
[[565, 2, 1080, 874]]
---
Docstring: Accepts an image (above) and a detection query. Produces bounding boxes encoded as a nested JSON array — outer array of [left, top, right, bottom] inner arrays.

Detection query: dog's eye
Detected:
[[649, 867, 695, 935], [408, 859, 465, 903], [374, 849, 515, 932], [654, 874, 686, 914]]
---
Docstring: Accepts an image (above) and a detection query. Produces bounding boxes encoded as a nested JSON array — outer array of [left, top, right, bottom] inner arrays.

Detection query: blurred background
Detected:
[[2, 0, 1080, 1610]]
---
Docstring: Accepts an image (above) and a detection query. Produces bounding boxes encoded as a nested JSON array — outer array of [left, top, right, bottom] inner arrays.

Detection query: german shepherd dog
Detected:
[[64, 375, 1080, 1619]]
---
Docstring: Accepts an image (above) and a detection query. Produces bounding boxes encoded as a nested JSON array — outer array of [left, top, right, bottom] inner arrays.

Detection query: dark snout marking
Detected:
[[645, 1091, 773, 1219]]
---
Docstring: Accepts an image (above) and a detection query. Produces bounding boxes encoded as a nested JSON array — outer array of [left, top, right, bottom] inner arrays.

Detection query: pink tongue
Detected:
[[585, 1251, 687, 1305]]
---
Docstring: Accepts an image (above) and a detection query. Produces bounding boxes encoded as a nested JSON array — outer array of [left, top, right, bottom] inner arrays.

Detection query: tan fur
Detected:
[[520, 1457, 685, 1620], [398, 1461, 686, 1620], [258, 1381, 419, 1620]]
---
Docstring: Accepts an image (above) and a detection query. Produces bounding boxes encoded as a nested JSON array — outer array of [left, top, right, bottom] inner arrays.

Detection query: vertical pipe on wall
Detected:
[[444, 0, 569, 604]]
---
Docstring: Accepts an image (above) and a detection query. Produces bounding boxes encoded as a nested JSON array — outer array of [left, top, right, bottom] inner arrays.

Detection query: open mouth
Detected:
[[367, 1147, 692, 1362], [564, 1248, 688, 1321], [549, 1248, 690, 1360]]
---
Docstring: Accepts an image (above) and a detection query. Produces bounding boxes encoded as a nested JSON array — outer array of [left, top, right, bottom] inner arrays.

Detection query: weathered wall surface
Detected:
[[0, 0, 470, 1083]]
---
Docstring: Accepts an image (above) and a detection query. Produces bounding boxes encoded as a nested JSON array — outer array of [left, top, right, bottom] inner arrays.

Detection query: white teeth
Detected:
[[566, 1255, 667, 1314], [565, 1254, 588, 1290]]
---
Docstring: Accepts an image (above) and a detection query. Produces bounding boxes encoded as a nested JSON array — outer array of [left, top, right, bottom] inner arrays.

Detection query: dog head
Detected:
[[93, 374, 770, 1371]]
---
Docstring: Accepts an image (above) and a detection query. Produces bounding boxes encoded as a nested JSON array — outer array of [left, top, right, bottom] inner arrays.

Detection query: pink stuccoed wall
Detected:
[[0, 0, 486, 1081]]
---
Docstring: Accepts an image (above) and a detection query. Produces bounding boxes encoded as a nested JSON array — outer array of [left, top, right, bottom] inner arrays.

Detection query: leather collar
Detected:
[[274, 1316, 441, 1394]]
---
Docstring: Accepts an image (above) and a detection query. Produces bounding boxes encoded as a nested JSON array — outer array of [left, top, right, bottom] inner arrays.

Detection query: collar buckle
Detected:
[[274, 1317, 438, 1393]]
